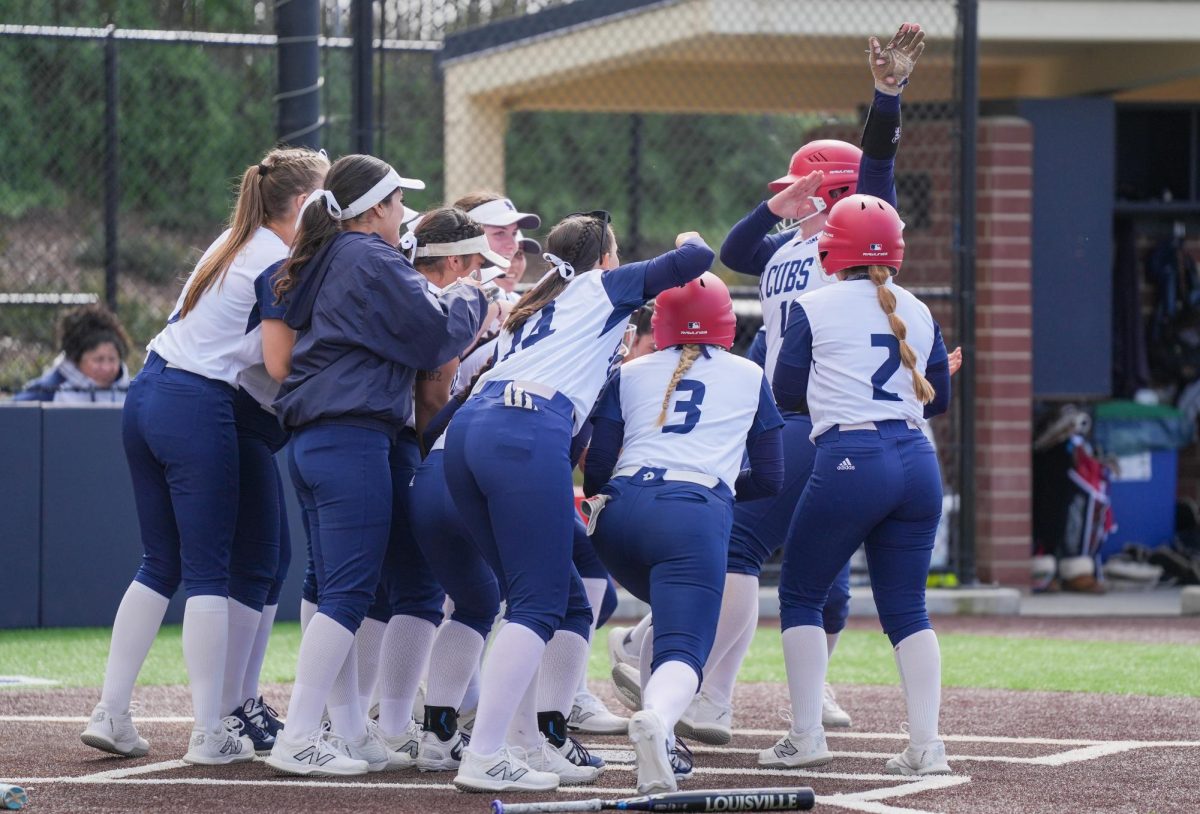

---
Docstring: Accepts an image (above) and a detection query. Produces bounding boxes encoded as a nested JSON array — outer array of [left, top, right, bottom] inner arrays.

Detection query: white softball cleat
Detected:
[[454, 745, 559, 793], [265, 728, 370, 777], [675, 692, 732, 745], [629, 709, 677, 795], [182, 718, 255, 766], [822, 683, 852, 728], [886, 740, 952, 776], [568, 689, 629, 734], [80, 703, 149, 758], [757, 726, 833, 768]]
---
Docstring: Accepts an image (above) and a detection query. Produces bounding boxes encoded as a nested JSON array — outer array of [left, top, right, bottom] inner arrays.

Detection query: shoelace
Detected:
[[778, 706, 795, 727], [564, 735, 594, 766], [670, 737, 694, 771]]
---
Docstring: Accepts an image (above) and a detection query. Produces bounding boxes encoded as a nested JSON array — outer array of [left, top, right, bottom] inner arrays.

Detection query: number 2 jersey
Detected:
[[778, 279, 948, 439], [593, 347, 783, 494]]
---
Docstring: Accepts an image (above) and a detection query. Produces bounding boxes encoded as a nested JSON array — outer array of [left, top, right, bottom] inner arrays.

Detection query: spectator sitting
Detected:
[[14, 304, 132, 404]]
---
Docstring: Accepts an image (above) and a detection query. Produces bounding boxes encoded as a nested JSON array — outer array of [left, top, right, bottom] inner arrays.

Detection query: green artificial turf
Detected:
[[4, 623, 1196, 698]]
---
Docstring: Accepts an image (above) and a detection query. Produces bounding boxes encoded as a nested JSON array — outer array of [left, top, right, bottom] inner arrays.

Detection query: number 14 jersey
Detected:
[[759, 232, 836, 382], [594, 347, 782, 495]]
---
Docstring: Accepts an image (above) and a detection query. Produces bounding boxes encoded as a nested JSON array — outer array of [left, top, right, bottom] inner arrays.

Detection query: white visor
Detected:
[[468, 198, 540, 229], [340, 168, 425, 220], [474, 267, 509, 284], [516, 230, 541, 255], [414, 234, 511, 269]]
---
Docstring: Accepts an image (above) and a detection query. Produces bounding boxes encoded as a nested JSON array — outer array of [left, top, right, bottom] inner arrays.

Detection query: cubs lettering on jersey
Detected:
[[601, 348, 778, 493], [475, 271, 642, 434], [758, 232, 836, 382], [794, 279, 937, 439]]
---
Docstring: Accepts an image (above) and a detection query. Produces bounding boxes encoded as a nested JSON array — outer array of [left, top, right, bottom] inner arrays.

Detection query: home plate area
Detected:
[[3, 683, 1198, 813]]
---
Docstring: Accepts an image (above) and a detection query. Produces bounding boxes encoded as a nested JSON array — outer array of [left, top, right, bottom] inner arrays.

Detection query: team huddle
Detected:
[[78, 23, 964, 797]]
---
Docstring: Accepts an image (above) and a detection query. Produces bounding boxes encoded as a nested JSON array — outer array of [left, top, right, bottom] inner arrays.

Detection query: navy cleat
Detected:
[[556, 734, 604, 770], [230, 698, 276, 756], [670, 736, 694, 781], [255, 696, 284, 737]]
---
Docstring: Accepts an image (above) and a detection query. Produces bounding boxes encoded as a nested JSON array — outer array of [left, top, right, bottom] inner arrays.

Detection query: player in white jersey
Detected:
[[81, 148, 328, 765], [443, 211, 713, 793], [667, 23, 931, 744], [583, 273, 784, 794], [765, 194, 952, 775]]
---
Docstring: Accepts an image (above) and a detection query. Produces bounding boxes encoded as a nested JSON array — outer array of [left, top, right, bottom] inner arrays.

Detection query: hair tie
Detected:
[[257, 163, 269, 177], [543, 252, 575, 280], [399, 230, 418, 261], [296, 188, 343, 227]]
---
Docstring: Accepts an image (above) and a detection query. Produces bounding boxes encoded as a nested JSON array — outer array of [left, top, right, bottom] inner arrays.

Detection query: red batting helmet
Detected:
[[817, 194, 905, 275], [768, 139, 863, 210], [652, 272, 736, 350]]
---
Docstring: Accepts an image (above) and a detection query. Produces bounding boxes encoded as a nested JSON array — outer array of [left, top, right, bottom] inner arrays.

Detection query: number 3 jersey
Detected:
[[475, 269, 644, 434], [593, 347, 783, 495], [786, 279, 945, 439]]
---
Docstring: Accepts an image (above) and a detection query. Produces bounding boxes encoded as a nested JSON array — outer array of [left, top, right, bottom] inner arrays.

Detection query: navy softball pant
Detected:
[[779, 422, 942, 646], [228, 387, 292, 611], [289, 445, 320, 607], [443, 381, 593, 643], [728, 411, 851, 634], [409, 449, 502, 639], [366, 431, 446, 625], [591, 470, 733, 679], [122, 352, 238, 599], [290, 422, 394, 633]]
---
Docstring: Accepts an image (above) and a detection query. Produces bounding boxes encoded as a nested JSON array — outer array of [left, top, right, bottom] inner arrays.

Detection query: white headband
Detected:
[[298, 167, 425, 224], [411, 234, 511, 268]]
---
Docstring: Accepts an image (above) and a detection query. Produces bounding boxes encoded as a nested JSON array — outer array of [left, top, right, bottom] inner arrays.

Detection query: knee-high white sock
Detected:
[[637, 625, 654, 697], [241, 603, 277, 702], [644, 660, 700, 734], [629, 613, 653, 655], [299, 598, 319, 632], [327, 638, 364, 739], [426, 620, 486, 709], [377, 615, 436, 736], [537, 630, 590, 716], [506, 666, 543, 750], [467, 623, 546, 756], [183, 595, 229, 733], [893, 628, 942, 748], [283, 613, 355, 737], [781, 625, 827, 734], [355, 617, 388, 713], [699, 573, 759, 706], [827, 631, 840, 657], [100, 581, 170, 713], [577, 578, 608, 695], [461, 667, 481, 713], [222, 598, 262, 713]]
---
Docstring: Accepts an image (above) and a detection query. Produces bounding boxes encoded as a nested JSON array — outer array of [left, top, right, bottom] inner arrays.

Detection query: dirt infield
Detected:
[[3, 615, 1198, 814]]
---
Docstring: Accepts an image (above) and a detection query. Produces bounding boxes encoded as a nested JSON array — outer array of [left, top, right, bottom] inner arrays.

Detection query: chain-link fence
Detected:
[[0, 0, 968, 574]]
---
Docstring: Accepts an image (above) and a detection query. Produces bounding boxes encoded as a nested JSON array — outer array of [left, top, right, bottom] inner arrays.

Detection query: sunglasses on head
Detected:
[[568, 209, 612, 225]]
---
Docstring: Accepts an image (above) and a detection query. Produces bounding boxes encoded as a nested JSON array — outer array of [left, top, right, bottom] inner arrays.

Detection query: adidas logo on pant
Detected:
[[836, 458, 855, 471]]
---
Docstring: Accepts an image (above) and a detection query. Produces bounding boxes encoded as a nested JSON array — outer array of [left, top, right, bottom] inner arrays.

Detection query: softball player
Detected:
[[80, 148, 327, 765], [672, 23, 929, 744], [763, 193, 952, 775], [584, 273, 784, 794], [443, 213, 714, 793], [364, 207, 512, 764], [263, 155, 488, 777]]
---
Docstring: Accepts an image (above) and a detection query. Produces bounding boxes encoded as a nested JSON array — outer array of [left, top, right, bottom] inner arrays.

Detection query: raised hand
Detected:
[[869, 22, 926, 95], [767, 170, 824, 221]]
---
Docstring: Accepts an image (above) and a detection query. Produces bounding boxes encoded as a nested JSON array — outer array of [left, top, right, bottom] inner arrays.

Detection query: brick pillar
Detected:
[[974, 117, 1033, 587]]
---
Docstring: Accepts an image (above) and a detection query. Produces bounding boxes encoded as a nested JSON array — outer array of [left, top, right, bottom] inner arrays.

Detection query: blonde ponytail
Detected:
[[179, 147, 328, 319], [868, 265, 935, 404], [655, 344, 703, 426]]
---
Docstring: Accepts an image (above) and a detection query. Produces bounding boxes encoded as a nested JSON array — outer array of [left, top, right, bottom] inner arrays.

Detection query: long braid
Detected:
[[868, 265, 935, 404], [655, 344, 702, 426]]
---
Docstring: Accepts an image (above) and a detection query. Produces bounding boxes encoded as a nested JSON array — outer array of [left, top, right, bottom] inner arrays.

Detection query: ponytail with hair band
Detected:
[[868, 264, 935, 404]]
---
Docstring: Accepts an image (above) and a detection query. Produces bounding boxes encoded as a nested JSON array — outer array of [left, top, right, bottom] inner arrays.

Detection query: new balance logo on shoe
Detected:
[[220, 738, 240, 756], [775, 739, 799, 757], [295, 745, 338, 766], [837, 458, 855, 471], [486, 761, 528, 782]]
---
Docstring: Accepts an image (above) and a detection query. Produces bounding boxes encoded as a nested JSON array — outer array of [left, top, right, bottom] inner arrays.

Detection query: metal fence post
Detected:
[[351, 0, 374, 154], [956, 0, 979, 585], [103, 23, 119, 312], [276, 0, 323, 147], [627, 113, 643, 257]]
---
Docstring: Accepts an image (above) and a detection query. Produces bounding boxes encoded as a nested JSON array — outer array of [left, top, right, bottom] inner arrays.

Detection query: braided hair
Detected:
[[864, 263, 935, 404], [412, 207, 486, 269], [655, 344, 702, 426], [505, 213, 613, 333]]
